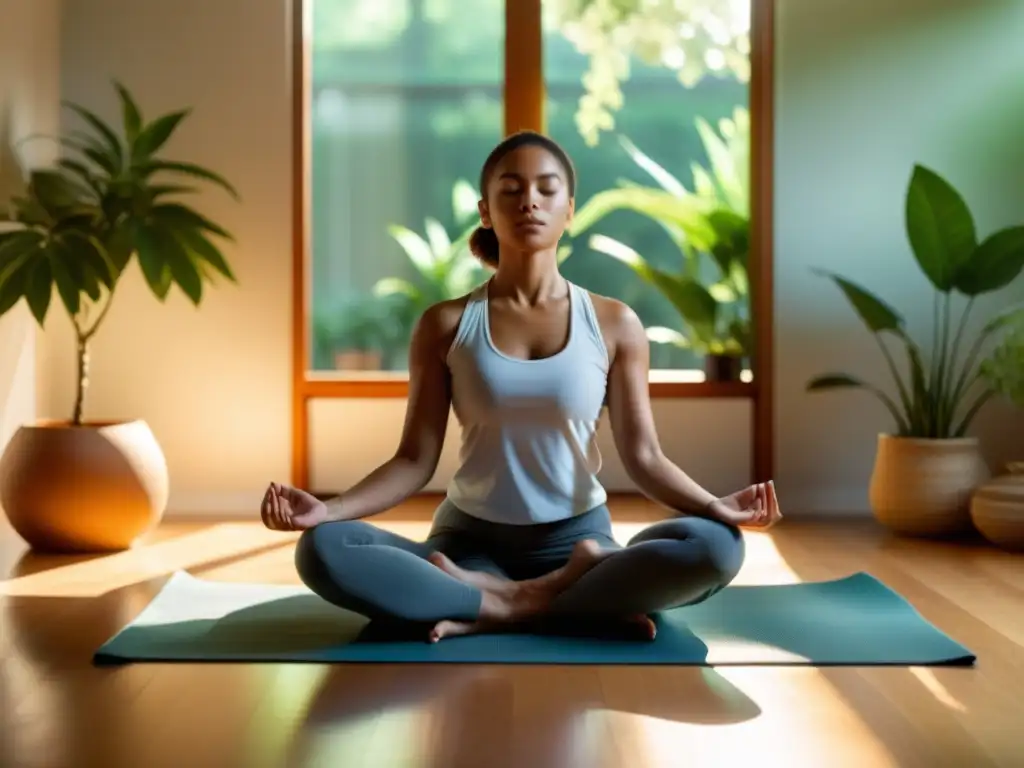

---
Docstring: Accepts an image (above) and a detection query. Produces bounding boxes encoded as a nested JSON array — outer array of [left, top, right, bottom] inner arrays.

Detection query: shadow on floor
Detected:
[[283, 661, 761, 768]]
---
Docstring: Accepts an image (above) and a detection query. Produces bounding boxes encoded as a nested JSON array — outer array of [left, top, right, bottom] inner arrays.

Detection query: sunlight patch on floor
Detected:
[[587, 667, 901, 768], [908, 667, 967, 713], [0, 524, 297, 597]]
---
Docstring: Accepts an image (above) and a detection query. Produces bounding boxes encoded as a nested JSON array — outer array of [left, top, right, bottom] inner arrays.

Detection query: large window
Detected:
[[304, 0, 758, 385]]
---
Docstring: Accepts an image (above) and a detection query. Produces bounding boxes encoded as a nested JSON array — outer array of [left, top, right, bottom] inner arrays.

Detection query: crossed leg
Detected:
[[294, 518, 605, 641], [427, 515, 745, 641]]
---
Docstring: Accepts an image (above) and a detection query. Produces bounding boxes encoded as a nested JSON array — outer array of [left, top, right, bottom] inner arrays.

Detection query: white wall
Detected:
[[775, 0, 1024, 512], [0, 1, 60, 460], [44, 0, 1024, 518]]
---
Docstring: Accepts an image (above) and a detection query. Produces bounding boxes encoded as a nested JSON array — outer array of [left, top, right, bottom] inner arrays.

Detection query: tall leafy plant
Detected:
[[570, 107, 751, 358], [0, 81, 238, 425], [807, 165, 1024, 437]]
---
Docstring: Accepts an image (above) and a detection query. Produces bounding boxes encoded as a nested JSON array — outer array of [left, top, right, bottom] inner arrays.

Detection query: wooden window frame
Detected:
[[290, 0, 775, 488]]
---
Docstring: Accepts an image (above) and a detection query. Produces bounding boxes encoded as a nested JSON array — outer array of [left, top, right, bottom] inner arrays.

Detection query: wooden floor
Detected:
[[1, 496, 1023, 768]]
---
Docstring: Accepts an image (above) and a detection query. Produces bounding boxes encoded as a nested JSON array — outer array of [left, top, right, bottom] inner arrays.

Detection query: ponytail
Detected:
[[469, 226, 499, 268]]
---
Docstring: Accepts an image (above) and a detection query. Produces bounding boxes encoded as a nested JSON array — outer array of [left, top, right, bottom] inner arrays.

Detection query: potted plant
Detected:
[[570, 108, 752, 381], [327, 294, 405, 372], [970, 323, 1024, 549], [806, 164, 1024, 537], [0, 81, 238, 552]]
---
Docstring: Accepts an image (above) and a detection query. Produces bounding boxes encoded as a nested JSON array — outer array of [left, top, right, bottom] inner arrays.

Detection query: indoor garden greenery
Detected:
[[569, 107, 751, 363], [807, 164, 1024, 438], [0, 81, 238, 424]]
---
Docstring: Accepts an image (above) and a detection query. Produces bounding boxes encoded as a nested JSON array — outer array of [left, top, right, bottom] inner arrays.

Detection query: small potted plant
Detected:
[[0, 81, 238, 552], [806, 164, 1024, 537]]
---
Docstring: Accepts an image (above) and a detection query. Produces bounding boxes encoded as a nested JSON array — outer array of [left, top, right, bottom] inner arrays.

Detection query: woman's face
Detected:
[[478, 145, 574, 255]]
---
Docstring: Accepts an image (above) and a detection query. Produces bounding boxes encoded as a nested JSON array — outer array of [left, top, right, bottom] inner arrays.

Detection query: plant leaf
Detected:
[[29, 170, 85, 213], [113, 80, 143, 142], [570, 187, 716, 251], [372, 277, 420, 299], [813, 269, 904, 333], [148, 184, 198, 199], [151, 202, 233, 241], [24, 258, 53, 326], [646, 326, 689, 347], [0, 231, 45, 266], [650, 272, 718, 344], [0, 257, 30, 316], [134, 225, 172, 300], [954, 225, 1024, 296], [63, 102, 123, 171], [58, 159, 103, 196], [424, 218, 450, 260], [706, 208, 749, 277], [49, 247, 81, 317], [175, 227, 235, 282], [618, 135, 688, 197], [102, 223, 135, 276], [451, 180, 479, 224], [159, 231, 203, 304], [708, 281, 736, 302], [904, 164, 976, 291], [132, 110, 189, 161], [806, 373, 909, 434], [138, 159, 240, 200], [587, 231, 719, 341], [388, 225, 435, 273]]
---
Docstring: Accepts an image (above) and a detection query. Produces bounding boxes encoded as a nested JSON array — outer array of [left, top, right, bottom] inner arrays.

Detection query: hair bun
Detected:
[[469, 226, 500, 268]]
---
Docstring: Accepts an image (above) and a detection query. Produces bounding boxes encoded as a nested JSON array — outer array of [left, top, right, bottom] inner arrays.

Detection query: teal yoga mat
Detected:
[[93, 570, 975, 666]]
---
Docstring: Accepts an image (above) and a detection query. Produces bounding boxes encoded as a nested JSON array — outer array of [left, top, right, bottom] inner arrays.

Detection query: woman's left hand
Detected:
[[707, 481, 783, 530]]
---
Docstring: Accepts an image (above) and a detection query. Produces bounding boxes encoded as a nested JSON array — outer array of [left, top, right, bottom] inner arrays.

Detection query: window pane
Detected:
[[308, 0, 503, 374], [544, 1, 752, 380]]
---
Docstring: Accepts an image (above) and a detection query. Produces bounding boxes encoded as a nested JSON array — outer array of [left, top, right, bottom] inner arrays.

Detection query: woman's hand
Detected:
[[708, 481, 783, 530], [260, 482, 330, 531]]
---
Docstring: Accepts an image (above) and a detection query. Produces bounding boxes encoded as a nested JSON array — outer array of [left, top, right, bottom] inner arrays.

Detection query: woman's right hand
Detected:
[[260, 482, 330, 531]]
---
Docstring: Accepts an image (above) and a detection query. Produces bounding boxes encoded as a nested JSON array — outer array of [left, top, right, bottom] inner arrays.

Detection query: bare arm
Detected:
[[604, 300, 721, 518], [322, 302, 458, 522]]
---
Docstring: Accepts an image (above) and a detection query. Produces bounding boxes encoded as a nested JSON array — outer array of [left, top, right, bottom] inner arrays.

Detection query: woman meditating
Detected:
[[261, 131, 782, 642]]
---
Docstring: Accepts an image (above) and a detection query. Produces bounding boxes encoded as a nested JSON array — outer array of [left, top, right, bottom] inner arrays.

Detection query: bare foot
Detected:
[[625, 614, 657, 641], [426, 540, 610, 642], [428, 539, 608, 598], [426, 552, 513, 594], [429, 619, 486, 643]]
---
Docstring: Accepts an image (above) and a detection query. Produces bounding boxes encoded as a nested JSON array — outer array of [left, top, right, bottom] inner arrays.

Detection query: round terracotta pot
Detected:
[[970, 462, 1024, 551], [0, 419, 169, 552], [868, 434, 989, 537]]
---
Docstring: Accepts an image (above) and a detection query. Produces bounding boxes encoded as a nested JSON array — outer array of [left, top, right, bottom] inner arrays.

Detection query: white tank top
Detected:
[[445, 279, 610, 524]]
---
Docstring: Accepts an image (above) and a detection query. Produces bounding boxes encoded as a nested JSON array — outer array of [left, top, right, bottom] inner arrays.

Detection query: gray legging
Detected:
[[294, 498, 745, 624]]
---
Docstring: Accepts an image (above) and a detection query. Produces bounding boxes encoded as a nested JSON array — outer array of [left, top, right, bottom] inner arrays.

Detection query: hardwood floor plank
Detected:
[[1, 501, 1023, 767]]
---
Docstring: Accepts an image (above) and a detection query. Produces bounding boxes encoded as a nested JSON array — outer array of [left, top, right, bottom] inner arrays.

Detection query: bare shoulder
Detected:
[[415, 293, 474, 360], [585, 291, 646, 354]]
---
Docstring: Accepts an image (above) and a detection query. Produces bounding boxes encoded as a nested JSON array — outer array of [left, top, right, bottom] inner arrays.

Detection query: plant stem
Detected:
[[69, 289, 116, 425], [873, 333, 914, 432], [950, 317, 1000, 414], [930, 290, 940, 391], [945, 296, 974, 431], [82, 289, 116, 341], [935, 292, 952, 436], [72, 326, 89, 427], [953, 387, 994, 437]]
